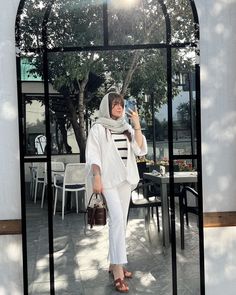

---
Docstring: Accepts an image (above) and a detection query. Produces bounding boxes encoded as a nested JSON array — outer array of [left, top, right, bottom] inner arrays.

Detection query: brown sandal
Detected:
[[123, 268, 133, 279], [114, 278, 129, 293], [109, 268, 133, 279]]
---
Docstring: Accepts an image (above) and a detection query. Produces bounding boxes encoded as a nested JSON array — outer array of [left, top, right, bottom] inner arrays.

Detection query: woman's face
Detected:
[[111, 101, 124, 120]]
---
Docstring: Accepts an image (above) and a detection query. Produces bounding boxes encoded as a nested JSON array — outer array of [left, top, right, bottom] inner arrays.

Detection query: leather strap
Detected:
[[89, 207, 97, 228], [87, 192, 108, 210]]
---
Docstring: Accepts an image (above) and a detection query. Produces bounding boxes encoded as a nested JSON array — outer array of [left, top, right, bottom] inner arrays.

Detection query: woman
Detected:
[[85, 92, 147, 293]]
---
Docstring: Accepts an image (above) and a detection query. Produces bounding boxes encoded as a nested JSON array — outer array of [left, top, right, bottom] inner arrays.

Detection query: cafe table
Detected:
[[143, 171, 198, 247]]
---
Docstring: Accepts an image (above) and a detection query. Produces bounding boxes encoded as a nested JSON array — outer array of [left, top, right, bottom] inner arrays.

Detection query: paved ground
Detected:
[[26, 193, 200, 295]]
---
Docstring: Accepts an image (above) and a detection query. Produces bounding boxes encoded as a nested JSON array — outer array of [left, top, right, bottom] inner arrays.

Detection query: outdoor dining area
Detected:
[[24, 156, 200, 294], [29, 161, 86, 220], [28, 158, 198, 225]]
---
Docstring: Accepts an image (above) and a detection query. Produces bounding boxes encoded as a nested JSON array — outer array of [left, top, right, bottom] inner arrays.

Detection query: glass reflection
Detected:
[[18, 0, 48, 50], [166, 0, 196, 43], [25, 99, 46, 156], [47, 0, 104, 48], [17, 0, 202, 293], [24, 162, 50, 294], [173, 169, 200, 294], [20, 43, 201, 294], [171, 46, 200, 294], [44, 48, 173, 294], [19, 0, 197, 51], [46, 48, 169, 160], [108, 0, 166, 45], [172, 48, 197, 156]]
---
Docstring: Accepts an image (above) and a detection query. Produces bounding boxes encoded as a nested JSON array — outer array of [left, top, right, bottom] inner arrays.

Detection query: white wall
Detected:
[[204, 227, 236, 295], [197, 0, 236, 213], [0, 0, 23, 294], [1, 0, 236, 294], [0, 236, 23, 295], [0, 0, 21, 220], [196, 0, 236, 294]]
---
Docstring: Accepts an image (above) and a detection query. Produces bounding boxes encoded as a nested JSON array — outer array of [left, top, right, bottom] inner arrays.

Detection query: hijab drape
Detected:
[[95, 93, 131, 133]]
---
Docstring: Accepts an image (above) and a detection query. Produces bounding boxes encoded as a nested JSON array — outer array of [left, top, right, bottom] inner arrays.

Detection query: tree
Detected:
[[18, 0, 197, 161], [177, 100, 196, 129]]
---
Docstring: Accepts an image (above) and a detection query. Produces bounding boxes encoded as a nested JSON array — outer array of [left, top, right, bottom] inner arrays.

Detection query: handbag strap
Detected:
[[89, 207, 97, 229], [87, 192, 108, 211]]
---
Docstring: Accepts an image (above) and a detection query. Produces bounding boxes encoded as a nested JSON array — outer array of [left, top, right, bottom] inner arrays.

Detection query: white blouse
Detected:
[[85, 123, 148, 200]]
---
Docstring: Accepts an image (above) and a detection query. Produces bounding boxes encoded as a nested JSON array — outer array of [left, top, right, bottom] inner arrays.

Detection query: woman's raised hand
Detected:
[[126, 108, 141, 130]]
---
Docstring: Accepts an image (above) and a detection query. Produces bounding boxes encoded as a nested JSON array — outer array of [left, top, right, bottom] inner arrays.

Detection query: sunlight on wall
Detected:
[[6, 241, 22, 262], [217, 175, 231, 191], [207, 112, 236, 144], [201, 66, 215, 110], [205, 227, 236, 290], [205, 163, 214, 177], [200, 65, 208, 82], [0, 286, 22, 295], [211, 2, 223, 16], [0, 236, 23, 295], [201, 97, 214, 109], [215, 23, 224, 34], [0, 100, 17, 121]]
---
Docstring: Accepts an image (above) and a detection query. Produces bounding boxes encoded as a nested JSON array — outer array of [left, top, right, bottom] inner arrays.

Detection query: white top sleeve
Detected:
[[130, 129, 148, 156], [85, 125, 102, 171]]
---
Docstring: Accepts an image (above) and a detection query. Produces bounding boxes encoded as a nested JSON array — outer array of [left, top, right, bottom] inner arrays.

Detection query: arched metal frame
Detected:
[[15, 1, 204, 294]]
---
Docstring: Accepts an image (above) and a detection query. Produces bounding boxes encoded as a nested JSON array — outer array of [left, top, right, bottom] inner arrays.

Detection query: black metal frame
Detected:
[[15, 1, 204, 294]]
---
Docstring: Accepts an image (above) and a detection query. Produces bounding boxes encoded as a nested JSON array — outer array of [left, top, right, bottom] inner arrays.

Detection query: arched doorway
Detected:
[[16, 0, 204, 294]]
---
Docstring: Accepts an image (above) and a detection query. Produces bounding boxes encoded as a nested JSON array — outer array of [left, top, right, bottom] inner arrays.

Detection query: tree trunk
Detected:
[[57, 118, 72, 154], [121, 21, 157, 95], [55, 121, 61, 153], [121, 51, 142, 95], [66, 96, 86, 162]]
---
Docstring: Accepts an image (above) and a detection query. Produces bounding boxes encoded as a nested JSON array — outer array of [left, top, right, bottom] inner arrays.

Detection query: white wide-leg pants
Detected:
[[103, 181, 131, 265]]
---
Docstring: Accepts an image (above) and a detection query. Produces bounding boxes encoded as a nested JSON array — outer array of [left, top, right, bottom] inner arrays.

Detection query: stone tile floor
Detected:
[[26, 195, 200, 295]]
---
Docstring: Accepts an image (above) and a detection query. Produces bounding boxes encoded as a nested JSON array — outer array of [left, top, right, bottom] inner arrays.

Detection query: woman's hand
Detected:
[[93, 174, 103, 193], [127, 107, 143, 147], [92, 164, 103, 193], [127, 108, 141, 130]]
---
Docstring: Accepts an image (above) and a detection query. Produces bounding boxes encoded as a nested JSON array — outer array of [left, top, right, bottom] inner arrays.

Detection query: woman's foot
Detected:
[[109, 265, 133, 279], [112, 265, 129, 293], [114, 278, 129, 293]]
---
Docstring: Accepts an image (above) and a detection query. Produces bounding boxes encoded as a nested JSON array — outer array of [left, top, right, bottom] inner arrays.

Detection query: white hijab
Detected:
[[95, 92, 131, 133]]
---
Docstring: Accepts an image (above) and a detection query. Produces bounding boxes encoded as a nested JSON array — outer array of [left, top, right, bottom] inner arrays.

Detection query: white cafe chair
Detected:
[[34, 163, 47, 204], [41, 161, 65, 208], [53, 163, 86, 220]]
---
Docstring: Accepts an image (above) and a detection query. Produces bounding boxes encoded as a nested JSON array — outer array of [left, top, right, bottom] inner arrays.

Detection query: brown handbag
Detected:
[[87, 193, 108, 228]]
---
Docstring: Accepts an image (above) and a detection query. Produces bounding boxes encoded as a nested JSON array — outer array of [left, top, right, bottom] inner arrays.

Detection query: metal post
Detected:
[[151, 92, 157, 163]]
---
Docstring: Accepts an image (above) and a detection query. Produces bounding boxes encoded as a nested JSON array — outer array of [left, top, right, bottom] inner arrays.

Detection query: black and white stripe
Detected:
[[111, 132, 128, 166]]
